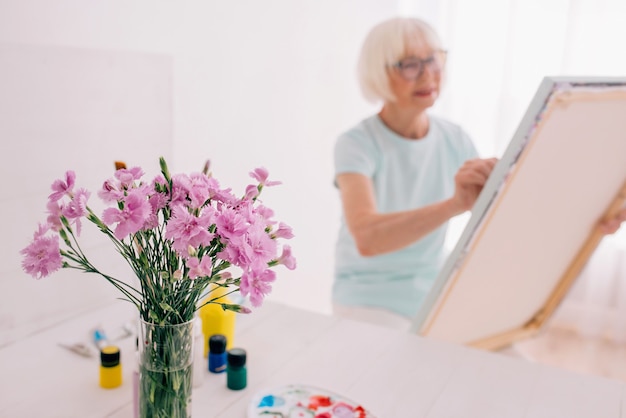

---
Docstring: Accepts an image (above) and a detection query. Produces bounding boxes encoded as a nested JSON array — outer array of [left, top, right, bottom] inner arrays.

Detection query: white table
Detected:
[[1, 301, 624, 417]]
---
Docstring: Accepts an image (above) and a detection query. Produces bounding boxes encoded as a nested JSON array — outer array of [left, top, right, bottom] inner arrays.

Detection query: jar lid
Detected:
[[209, 334, 227, 353], [100, 345, 120, 367], [227, 348, 246, 368]]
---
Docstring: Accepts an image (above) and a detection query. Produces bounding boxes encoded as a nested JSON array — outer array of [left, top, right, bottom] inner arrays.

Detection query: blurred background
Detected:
[[1, 0, 625, 354]]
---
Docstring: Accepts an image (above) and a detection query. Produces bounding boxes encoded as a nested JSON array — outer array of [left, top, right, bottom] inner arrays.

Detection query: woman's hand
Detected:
[[450, 158, 498, 215], [599, 207, 626, 235]]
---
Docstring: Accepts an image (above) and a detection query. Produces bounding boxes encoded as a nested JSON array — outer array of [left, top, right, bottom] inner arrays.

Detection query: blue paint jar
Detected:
[[208, 334, 227, 373]]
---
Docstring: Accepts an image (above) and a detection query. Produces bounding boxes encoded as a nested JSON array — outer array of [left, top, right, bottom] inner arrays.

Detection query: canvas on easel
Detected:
[[410, 77, 626, 350]]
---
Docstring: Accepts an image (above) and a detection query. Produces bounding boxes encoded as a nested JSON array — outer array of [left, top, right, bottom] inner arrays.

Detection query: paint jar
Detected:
[[208, 334, 227, 373], [226, 348, 247, 390], [100, 345, 122, 389], [199, 285, 236, 357]]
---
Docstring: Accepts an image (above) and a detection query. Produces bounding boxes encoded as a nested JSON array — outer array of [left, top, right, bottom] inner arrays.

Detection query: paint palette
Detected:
[[247, 383, 376, 417]]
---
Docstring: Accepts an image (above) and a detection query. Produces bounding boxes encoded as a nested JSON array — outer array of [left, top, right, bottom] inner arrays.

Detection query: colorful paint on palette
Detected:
[[247, 384, 375, 418]]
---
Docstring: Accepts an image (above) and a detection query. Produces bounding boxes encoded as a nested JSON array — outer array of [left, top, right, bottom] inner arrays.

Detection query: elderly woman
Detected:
[[332, 17, 626, 330], [332, 17, 497, 329]]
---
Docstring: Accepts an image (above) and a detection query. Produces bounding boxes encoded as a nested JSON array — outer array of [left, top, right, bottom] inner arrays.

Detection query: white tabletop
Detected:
[[1, 301, 624, 417]]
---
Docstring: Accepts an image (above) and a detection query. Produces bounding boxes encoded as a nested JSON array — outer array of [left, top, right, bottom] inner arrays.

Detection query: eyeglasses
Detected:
[[391, 50, 447, 80]]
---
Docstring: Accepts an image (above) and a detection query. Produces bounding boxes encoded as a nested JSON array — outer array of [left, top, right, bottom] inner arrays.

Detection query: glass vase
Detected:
[[138, 318, 194, 418]]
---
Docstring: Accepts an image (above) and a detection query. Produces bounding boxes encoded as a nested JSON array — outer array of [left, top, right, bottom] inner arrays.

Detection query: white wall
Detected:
[[0, 43, 173, 346], [0, 0, 399, 346]]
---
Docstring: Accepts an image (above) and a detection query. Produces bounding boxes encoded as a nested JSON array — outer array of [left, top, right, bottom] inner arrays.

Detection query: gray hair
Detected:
[[357, 17, 444, 103]]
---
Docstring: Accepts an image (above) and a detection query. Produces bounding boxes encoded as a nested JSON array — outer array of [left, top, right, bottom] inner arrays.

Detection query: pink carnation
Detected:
[[240, 267, 276, 307], [273, 222, 294, 239], [165, 205, 214, 254], [62, 188, 91, 236], [170, 176, 191, 206], [98, 179, 123, 203], [243, 222, 277, 264], [277, 245, 296, 270], [46, 200, 64, 231], [142, 191, 169, 230], [249, 167, 281, 187], [114, 166, 144, 188], [217, 243, 248, 267], [186, 173, 212, 209], [20, 224, 62, 279], [102, 189, 152, 240], [215, 207, 248, 241], [252, 204, 276, 227], [49, 170, 76, 202], [187, 256, 213, 280], [244, 184, 259, 201]]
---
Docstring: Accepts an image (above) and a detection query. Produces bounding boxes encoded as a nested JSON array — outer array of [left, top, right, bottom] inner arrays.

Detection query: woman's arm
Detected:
[[338, 158, 497, 256]]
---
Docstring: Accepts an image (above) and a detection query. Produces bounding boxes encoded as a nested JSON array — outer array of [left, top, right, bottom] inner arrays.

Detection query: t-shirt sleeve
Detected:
[[446, 125, 479, 172], [333, 131, 377, 182], [459, 127, 480, 161]]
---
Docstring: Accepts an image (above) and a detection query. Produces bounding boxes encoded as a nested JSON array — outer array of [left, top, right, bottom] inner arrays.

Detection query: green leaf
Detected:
[[60, 216, 71, 229], [149, 311, 160, 322], [159, 302, 174, 312], [58, 229, 71, 246], [159, 156, 171, 181], [221, 303, 251, 314]]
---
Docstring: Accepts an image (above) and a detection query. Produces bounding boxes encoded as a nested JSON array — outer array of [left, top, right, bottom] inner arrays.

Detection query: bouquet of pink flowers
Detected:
[[21, 157, 296, 324]]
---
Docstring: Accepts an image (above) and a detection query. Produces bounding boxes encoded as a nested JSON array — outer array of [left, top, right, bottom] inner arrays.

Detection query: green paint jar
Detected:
[[226, 348, 247, 390]]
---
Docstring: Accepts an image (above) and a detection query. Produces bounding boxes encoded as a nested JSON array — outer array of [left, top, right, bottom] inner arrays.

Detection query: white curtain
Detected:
[[560, 233, 626, 341], [400, 0, 626, 339]]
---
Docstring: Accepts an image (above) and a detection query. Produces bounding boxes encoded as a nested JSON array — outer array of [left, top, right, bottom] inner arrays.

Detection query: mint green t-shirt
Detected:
[[333, 114, 478, 318]]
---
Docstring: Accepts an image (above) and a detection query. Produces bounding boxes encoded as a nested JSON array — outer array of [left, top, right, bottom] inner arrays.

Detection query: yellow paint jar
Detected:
[[100, 345, 122, 389], [199, 285, 236, 357]]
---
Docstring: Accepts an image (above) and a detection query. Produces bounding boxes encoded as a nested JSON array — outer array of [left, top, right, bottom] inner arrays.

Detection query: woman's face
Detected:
[[387, 42, 446, 111]]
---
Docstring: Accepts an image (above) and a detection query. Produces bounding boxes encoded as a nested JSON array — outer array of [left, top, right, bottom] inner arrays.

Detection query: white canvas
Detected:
[[412, 77, 626, 347]]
